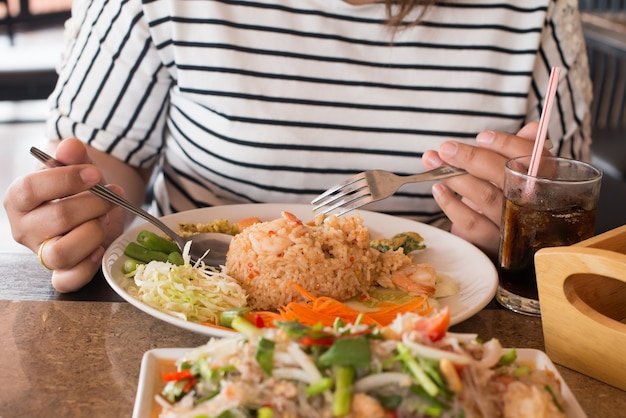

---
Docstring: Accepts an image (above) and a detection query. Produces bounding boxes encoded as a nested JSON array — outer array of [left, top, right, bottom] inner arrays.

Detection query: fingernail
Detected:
[[422, 152, 443, 168], [80, 167, 100, 183], [439, 141, 458, 158], [476, 131, 495, 146], [432, 183, 445, 199]]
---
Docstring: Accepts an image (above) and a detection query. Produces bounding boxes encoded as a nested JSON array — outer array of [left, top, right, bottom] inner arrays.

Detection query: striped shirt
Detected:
[[47, 0, 592, 223]]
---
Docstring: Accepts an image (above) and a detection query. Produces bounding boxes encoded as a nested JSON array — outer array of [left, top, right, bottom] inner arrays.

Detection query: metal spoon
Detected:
[[30, 147, 232, 266]]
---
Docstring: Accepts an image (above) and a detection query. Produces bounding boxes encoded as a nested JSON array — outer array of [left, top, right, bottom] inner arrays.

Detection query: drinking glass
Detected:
[[496, 155, 602, 316]]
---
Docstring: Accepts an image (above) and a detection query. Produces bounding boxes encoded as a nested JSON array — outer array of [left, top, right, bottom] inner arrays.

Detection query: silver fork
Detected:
[[30, 147, 232, 265], [311, 164, 466, 216]]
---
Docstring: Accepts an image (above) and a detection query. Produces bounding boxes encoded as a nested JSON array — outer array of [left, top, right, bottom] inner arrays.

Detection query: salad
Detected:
[[155, 308, 568, 418]]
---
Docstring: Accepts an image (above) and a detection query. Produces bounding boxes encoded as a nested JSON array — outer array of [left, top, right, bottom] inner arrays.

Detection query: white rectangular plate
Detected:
[[132, 347, 587, 418]]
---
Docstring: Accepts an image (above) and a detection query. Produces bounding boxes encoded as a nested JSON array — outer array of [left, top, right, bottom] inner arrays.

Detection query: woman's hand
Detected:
[[3, 139, 127, 292], [422, 122, 543, 259]]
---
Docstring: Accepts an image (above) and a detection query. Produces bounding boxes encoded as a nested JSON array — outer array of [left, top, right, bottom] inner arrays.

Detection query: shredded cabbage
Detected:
[[129, 254, 248, 325]]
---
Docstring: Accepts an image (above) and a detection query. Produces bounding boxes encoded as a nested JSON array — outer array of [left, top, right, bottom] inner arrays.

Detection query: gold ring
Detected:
[[37, 238, 53, 271]]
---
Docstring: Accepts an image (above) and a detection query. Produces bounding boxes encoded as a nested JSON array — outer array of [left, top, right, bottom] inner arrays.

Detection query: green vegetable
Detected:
[[122, 258, 143, 274], [513, 364, 531, 377], [215, 411, 244, 418], [275, 320, 312, 338], [167, 251, 184, 266], [220, 307, 251, 328], [306, 377, 333, 396], [257, 406, 274, 418], [394, 232, 426, 253], [396, 342, 439, 397], [420, 358, 447, 391], [410, 384, 450, 414], [370, 231, 425, 254], [137, 230, 180, 254], [132, 261, 247, 324], [231, 315, 263, 338], [332, 365, 354, 417], [255, 337, 275, 376], [162, 379, 188, 403], [317, 336, 371, 369], [124, 241, 169, 263], [544, 384, 565, 412], [377, 394, 403, 410], [497, 349, 517, 367]]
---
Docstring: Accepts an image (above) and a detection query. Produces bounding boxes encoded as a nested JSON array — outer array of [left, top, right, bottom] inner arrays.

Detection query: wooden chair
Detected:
[[581, 11, 626, 180]]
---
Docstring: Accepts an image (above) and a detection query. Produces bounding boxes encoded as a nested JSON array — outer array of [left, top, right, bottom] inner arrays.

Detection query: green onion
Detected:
[[396, 342, 439, 397], [332, 365, 354, 417], [231, 315, 263, 338], [306, 377, 333, 396], [544, 384, 565, 412], [219, 307, 251, 328]]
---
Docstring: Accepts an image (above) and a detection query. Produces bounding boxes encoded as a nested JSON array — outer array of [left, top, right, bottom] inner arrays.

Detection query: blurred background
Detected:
[[0, 0, 624, 253]]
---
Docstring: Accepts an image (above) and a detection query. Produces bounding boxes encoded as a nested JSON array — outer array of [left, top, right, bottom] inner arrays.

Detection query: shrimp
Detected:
[[247, 212, 301, 256], [248, 229, 293, 256], [347, 393, 388, 418], [238, 217, 262, 230], [503, 381, 566, 418], [281, 211, 303, 225], [390, 263, 437, 296]]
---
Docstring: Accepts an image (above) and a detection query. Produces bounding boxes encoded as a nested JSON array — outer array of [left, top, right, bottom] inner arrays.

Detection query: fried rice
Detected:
[[224, 212, 416, 310]]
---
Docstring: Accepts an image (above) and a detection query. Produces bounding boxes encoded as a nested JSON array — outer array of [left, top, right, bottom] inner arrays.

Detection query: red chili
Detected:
[[300, 336, 335, 347], [254, 314, 265, 328], [162, 369, 194, 382], [183, 378, 197, 392]]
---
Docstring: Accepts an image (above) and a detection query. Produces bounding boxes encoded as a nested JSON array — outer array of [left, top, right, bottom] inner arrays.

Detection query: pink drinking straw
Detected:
[[527, 66, 561, 177]]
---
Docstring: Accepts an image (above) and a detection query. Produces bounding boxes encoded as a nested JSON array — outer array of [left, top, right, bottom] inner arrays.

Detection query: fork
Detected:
[[311, 164, 466, 216], [30, 147, 232, 265]]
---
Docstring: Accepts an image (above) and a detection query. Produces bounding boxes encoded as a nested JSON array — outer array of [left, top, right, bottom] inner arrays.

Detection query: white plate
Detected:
[[102, 203, 497, 337], [132, 347, 586, 418]]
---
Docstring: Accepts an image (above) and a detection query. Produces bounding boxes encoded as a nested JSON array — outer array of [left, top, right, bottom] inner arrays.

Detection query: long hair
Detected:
[[384, 0, 439, 26]]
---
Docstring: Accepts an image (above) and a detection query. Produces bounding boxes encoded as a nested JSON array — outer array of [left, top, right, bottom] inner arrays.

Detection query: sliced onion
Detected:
[[287, 342, 324, 382], [444, 332, 479, 343], [353, 372, 412, 393], [476, 338, 503, 368], [273, 367, 314, 383], [402, 335, 473, 365]]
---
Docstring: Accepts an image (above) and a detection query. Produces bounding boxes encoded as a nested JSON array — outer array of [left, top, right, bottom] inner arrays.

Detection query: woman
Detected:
[[4, 0, 592, 291]]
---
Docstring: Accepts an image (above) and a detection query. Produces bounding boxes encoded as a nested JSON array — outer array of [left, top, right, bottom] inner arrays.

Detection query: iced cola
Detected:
[[496, 155, 602, 315]]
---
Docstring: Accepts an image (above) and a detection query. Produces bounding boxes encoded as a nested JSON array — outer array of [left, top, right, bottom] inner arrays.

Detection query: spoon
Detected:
[[30, 147, 232, 266]]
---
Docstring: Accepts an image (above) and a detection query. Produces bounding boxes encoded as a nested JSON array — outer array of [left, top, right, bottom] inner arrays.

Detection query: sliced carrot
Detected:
[[255, 283, 431, 328]]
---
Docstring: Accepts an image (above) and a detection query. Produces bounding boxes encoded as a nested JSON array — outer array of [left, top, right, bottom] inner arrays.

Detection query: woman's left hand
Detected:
[[422, 122, 543, 259]]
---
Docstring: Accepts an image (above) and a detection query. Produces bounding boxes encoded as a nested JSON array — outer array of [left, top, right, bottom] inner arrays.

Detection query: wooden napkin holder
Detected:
[[535, 224, 626, 391]]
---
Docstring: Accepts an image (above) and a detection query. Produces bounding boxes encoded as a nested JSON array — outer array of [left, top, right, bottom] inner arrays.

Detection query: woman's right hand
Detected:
[[3, 139, 126, 292]]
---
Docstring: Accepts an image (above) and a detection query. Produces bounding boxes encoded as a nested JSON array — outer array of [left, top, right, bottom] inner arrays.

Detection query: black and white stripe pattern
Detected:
[[47, 0, 591, 222]]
